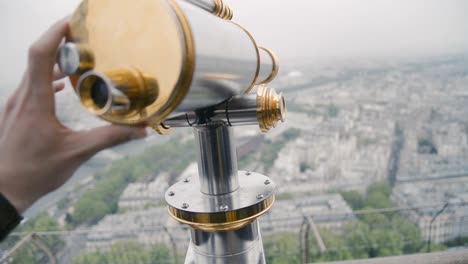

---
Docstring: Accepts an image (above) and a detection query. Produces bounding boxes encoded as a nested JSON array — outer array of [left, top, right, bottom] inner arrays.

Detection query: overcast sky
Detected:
[[1, 0, 467, 90]]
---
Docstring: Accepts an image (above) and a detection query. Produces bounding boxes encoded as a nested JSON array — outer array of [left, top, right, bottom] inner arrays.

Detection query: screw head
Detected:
[[183, 178, 190, 183], [219, 205, 229, 211], [182, 203, 189, 209], [168, 191, 175, 196], [256, 194, 264, 200], [264, 180, 271, 185]]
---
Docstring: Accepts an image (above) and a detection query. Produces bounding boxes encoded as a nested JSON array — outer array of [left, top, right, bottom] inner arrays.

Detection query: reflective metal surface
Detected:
[[224, 93, 258, 125], [195, 125, 238, 195], [184, 221, 266, 264], [164, 93, 258, 127], [183, 0, 215, 11], [175, 2, 259, 112], [163, 86, 286, 131], [58, 43, 95, 75], [165, 119, 275, 261], [166, 171, 275, 231]]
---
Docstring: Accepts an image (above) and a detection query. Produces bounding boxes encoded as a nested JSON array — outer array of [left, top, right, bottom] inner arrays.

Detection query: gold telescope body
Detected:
[[62, 0, 282, 129]]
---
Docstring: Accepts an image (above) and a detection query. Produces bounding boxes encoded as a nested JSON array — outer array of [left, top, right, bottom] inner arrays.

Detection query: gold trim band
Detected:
[[213, 0, 233, 20], [257, 47, 280, 85], [257, 85, 286, 132], [168, 195, 275, 232], [229, 21, 261, 94]]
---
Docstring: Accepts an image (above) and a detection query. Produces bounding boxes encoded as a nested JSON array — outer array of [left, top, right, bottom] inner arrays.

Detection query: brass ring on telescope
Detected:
[[256, 85, 286, 132], [167, 195, 274, 232], [213, 0, 222, 16], [258, 47, 280, 85], [229, 21, 261, 95], [147, 0, 196, 125], [213, 0, 233, 20]]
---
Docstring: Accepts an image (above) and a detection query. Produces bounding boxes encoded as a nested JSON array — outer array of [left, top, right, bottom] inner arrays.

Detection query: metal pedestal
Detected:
[[166, 125, 275, 264], [184, 221, 265, 264]]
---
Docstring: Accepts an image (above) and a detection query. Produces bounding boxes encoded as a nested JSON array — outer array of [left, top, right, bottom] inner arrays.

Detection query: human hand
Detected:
[[0, 18, 147, 213]]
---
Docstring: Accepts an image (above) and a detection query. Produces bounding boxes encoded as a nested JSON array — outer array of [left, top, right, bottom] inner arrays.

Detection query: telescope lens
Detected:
[[91, 79, 109, 109]]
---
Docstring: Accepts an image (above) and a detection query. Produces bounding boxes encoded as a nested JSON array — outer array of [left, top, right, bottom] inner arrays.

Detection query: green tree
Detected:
[[367, 229, 403, 257], [391, 215, 423, 253], [359, 211, 389, 229], [365, 181, 392, 209], [264, 233, 301, 264], [70, 139, 197, 227], [366, 192, 392, 209], [445, 236, 468, 248], [340, 190, 365, 210], [72, 198, 110, 225], [309, 228, 353, 262], [426, 243, 448, 253], [343, 222, 371, 259], [9, 213, 64, 264], [73, 242, 171, 264], [367, 181, 392, 198]]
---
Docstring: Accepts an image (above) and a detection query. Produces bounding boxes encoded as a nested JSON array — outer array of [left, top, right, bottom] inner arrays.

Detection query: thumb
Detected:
[[76, 125, 147, 157]]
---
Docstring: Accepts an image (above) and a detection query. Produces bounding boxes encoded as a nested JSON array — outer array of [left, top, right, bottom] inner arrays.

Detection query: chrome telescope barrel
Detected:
[[164, 85, 286, 131], [59, 0, 279, 127], [183, 0, 216, 11]]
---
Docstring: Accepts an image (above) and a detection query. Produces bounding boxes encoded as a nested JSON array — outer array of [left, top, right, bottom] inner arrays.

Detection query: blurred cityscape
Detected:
[[1, 54, 468, 263]]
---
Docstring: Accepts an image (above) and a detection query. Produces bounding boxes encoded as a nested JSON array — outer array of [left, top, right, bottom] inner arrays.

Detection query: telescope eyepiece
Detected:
[[90, 79, 109, 109], [58, 43, 95, 75], [77, 67, 158, 117], [78, 72, 119, 115]]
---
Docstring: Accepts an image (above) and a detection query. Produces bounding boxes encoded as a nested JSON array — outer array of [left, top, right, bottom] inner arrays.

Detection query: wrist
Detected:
[[0, 191, 29, 214], [0, 169, 31, 213]]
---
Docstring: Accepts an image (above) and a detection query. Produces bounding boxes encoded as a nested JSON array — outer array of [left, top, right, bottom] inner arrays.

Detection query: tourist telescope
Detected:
[[58, 0, 286, 263]]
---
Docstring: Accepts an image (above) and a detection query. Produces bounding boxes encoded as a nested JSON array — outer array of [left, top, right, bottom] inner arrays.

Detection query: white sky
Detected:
[[0, 0, 467, 89]]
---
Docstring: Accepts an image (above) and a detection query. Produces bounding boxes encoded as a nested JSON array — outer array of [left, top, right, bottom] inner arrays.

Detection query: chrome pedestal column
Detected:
[[194, 125, 239, 195], [184, 221, 265, 264], [166, 124, 270, 264], [186, 125, 266, 264]]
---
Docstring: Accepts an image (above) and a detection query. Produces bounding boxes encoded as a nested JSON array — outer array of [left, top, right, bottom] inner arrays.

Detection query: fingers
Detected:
[[53, 82, 65, 93], [27, 18, 69, 100], [53, 64, 67, 92], [53, 64, 65, 81], [75, 125, 147, 158]]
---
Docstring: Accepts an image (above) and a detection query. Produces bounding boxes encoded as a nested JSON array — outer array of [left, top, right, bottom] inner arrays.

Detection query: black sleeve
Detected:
[[0, 193, 23, 242]]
